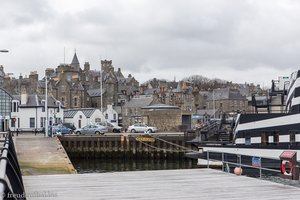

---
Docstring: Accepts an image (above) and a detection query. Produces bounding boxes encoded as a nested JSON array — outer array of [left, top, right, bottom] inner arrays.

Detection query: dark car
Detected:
[[62, 123, 76, 131]]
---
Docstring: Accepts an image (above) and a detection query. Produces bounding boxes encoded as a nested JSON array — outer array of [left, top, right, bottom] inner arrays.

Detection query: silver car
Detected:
[[97, 121, 123, 133], [128, 124, 158, 133], [75, 124, 108, 135]]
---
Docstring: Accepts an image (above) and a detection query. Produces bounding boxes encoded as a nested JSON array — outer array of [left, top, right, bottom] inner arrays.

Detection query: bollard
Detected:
[[293, 165, 299, 180]]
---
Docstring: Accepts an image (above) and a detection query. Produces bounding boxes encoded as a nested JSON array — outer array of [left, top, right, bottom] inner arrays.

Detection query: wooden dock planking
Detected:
[[23, 169, 300, 200]]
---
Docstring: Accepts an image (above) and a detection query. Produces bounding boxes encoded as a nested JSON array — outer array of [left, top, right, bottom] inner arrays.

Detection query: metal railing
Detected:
[[0, 131, 25, 200], [206, 150, 281, 179]]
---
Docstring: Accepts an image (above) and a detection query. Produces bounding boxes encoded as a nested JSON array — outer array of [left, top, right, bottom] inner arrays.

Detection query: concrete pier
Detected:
[[15, 133, 76, 175]]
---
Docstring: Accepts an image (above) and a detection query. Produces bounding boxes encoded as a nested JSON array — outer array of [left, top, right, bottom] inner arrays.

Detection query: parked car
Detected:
[[62, 122, 76, 131], [97, 121, 123, 133], [75, 124, 108, 135], [128, 124, 158, 133], [51, 124, 73, 135]]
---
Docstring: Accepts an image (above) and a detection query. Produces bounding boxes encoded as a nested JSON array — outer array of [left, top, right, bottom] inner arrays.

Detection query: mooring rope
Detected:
[[128, 134, 198, 153]]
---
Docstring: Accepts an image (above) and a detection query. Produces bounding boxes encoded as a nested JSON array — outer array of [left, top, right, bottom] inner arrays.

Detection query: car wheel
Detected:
[[131, 129, 136, 133], [95, 131, 100, 134], [113, 129, 117, 133], [147, 129, 153, 133], [76, 131, 81, 135]]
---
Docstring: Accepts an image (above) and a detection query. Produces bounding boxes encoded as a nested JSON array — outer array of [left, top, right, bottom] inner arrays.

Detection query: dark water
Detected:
[[71, 158, 199, 174]]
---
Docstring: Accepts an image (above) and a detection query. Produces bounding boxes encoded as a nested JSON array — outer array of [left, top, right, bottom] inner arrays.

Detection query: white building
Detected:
[[63, 108, 106, 129], [103, 105, 119, 126], [11, 93, 63, 131]]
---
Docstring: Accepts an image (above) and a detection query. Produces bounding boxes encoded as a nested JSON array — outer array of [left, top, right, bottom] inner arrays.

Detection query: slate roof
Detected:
[[87, 88, 106, 97], [142, 103, 179, 110], [143, 88, 159, 95], [71, 53, 80, 65], [14, 94, 59, 107], [64, 108, 97, 118], [124, 96, 153, 108], [64, 110, 78, 118], [206, 88, 245, 101]]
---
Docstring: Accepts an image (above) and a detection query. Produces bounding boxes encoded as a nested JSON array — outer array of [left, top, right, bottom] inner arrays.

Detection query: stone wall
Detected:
[[143, 109, 182, 132]]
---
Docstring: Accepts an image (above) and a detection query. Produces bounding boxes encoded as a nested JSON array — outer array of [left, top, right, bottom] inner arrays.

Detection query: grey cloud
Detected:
[[2, 0, 300, 86]]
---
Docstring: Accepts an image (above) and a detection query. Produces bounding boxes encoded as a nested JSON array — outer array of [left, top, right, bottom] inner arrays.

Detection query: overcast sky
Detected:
[[1, 0, 300, 87]]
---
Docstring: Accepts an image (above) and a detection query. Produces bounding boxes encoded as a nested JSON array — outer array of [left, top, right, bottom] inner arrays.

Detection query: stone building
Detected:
[[142, 104, 181, 132], [2, 70, 39, 95], [205, 88, 249, 117], [122, 95, 154, 129], [43, 53, 88, 109]]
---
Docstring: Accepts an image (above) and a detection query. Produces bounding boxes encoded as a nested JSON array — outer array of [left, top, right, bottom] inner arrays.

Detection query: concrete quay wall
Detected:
[[58, 133, 196, 159]]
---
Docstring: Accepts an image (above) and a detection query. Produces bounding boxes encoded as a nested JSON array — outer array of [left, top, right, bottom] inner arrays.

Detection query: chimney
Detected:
[[20, 90, 28, 105]]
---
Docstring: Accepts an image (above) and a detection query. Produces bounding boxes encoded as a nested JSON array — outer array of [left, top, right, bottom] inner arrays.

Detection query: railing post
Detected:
[[207, 150, 210, 168], [259, 157, 262, 179], [222, 152, 224, 171], [238, 154, 241, 167]]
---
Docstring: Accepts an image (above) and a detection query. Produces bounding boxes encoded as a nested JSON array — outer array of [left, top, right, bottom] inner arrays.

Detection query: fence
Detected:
[[206, 150, 281, 179], [0, 132, 25, 200]]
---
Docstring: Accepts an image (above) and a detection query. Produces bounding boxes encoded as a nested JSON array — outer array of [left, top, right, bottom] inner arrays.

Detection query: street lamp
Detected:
[[45, 75, 49, 137], [0, 50, 9, 53]]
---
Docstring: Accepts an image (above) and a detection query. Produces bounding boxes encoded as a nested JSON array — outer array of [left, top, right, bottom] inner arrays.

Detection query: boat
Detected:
[[189, 70, 300, 167]]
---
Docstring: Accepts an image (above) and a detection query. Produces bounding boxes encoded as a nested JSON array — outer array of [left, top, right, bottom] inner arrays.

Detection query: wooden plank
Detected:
[[23, 169, 300, 200]]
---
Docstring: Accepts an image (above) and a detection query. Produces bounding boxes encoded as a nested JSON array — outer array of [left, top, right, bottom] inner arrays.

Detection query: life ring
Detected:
[[281, 160, 293, 175]]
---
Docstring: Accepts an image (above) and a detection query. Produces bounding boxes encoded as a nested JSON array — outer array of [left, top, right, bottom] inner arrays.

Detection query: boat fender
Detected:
[[234, 167, 242, 176], [281, 160, 293, 176]]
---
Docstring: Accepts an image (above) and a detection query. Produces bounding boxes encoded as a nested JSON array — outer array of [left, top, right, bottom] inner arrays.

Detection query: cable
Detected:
[[129, 134, 198, 153]]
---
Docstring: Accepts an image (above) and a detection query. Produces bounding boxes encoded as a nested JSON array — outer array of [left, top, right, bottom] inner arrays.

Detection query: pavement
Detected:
[[14, 133, 76, 176]]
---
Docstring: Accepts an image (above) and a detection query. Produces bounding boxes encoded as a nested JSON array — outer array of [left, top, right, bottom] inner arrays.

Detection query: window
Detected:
[[11, 119, 15, 128], [74, 97, 78, 107], [105, 114, 108, 119], [40, 117, 45, 128], [12, 102, 18, 112], [56, 102, 60, 113], [113, 114, 116, 120], [61, 85, 65, 92], [95, 118, 101, 123], [261, 132, 269, 145], [290, 132, 296, 143], [245, 134, 251, 145], [0, 89, 12, 118], [30, 118, 35, 128], [273, 131, 279, 144]]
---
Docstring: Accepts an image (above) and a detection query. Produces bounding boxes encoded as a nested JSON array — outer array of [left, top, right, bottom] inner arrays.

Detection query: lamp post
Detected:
[[45, 75, 48, 137], [100, 70, 103, 113]]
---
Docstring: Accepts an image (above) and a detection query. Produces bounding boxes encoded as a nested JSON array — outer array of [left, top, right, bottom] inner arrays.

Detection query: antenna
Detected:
[[64, 47, 65, 64]]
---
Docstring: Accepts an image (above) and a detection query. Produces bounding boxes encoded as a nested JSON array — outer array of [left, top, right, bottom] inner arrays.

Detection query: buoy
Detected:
[[234, 167, 242, 176]]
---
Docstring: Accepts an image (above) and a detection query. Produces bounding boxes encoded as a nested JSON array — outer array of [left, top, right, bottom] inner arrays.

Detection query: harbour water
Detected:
[[71, 158, 199, 173]]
